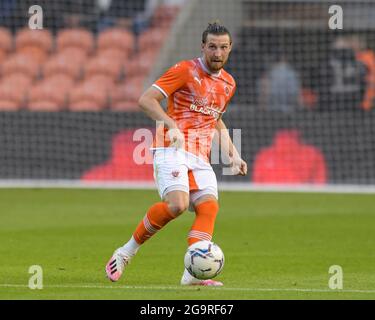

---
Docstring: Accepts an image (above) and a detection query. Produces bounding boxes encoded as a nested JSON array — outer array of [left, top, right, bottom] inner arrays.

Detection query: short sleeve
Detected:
[[222, 81, 237, 113], [152, 62, 189, 97]]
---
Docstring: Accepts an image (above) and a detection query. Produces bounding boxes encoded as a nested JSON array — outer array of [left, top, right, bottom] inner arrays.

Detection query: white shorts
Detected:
[[152, 148, 218, 207]]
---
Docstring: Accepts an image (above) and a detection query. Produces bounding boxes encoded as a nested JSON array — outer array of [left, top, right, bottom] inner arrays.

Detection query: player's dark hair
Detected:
[[202, 21, 232, 44]]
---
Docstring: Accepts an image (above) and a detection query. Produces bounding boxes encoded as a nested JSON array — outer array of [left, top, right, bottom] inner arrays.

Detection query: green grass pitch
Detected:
[[0, 188, 374, 300]]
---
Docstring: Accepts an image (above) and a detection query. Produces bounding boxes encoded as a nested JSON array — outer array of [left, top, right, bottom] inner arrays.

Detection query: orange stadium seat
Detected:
[[43, 54, 82, 80], [84, 74, 115, 91], [97, 48, 128, 64], [0, 83, 27, 110], [15, 28, 53, 53], [152, 5, 180, 28], [125, 51, 157, 78], [43, 74, 75, 91], [97, 28, 134, 56], [1, 73, 33, 89], [111, 82, 143, 111], [0, 28, 13, 53], [27, 81, 68, 111], [84, 55, 123, 81], [1, 54, 40, 79], [68, 81, 108, 111], [17, 46, 48, 64], [0, 99, 19, 111], [0, 28, 12, 65], [28, 100, 61, 112], [15, 28, 53, 65], [111, 100, 140, 112], [57, 47, 88, 64], [0, 50, 8, 65], [110, 77, 144, 111], [139, 27, 169, 52], [56, 28, 94, 55], [68, 100, 104, 112]]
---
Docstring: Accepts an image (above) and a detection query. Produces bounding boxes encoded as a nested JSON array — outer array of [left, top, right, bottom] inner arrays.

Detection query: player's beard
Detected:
[[208, 57, 227, 72]]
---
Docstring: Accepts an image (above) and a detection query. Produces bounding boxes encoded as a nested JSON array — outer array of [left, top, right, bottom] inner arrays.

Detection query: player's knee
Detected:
[[168, 200, 189, 216]]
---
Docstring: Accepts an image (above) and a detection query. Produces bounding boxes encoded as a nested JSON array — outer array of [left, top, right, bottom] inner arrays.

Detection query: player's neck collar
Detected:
[[198, 57, 222, 77]]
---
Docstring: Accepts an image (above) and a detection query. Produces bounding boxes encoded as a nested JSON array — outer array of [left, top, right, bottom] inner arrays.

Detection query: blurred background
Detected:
[[0, 0, 374, 187]]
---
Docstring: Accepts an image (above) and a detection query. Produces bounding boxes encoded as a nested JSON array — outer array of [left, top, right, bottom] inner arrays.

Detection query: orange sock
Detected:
[[133, 202, 175, 244], [188, 200, 219, 246]]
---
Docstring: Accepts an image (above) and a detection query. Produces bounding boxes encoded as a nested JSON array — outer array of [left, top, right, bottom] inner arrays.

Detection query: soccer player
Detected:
[[105, 22, 247, 286]]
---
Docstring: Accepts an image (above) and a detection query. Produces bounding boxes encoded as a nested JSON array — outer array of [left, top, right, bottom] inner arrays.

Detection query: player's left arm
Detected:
[[215, 118, 247, 176]]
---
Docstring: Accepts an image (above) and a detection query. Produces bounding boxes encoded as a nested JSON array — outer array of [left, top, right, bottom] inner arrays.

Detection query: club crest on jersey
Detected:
[[172, 170, 180, 178], [224, 86, 230, 96]]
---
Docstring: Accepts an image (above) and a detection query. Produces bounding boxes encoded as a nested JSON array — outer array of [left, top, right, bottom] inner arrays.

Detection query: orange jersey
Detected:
[[152, 58, 236, 162]]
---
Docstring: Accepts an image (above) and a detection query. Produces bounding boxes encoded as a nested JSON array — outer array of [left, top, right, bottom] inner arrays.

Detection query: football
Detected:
[[184, 240, 225, 280]]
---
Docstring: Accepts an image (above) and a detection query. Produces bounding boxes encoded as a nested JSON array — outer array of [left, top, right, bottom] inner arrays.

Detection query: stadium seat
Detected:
[[84, 55, 123, 81], [1, 54, 40, 79], [57, 47, 88, 64], [0, 27, 12, 50], [17, 45, 48, 64], [56, 28, 94, 55], [97, 48, 128, 64], [68, 100, 104, 112], [15, 28, 52, 65], [68, 81, 108, 111], [0, 99, 19, 111], [84, 74, 115, 91], [43, 74, 75, 91], [110, 77, 144, 111], [125, 51, 157, 78], [28, 81, 68, 111], [152, 5, 180, 29], [43, 54, 83, 80], [1, 73, 33, 89], [111, 100, 140, 112], [0, 50, 8, 64], [28, 100, 61, 112], [0, 83, 27, 110], [139, 27, 169, 52], [15, 28, 53, 53], [97, 28, 134, 56]]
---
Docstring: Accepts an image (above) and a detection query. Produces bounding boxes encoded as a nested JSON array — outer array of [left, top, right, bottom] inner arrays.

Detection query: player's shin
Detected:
[[132, 202, 176, 247], [188, 200, 219, 246]]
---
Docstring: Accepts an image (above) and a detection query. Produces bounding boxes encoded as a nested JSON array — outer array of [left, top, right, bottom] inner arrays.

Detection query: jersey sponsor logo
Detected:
[[189, 102, 222, 120]]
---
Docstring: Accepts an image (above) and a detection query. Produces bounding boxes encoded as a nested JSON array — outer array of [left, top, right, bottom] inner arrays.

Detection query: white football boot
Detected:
[[105, 248, 132, 282]]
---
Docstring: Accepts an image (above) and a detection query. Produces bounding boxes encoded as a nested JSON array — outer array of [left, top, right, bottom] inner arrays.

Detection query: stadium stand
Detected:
[[0, 1, 179, 112]]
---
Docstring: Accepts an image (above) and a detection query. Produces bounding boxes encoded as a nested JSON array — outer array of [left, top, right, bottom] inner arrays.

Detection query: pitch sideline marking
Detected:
[[0, 283, 375, 294], [1, 180, 375, 194]]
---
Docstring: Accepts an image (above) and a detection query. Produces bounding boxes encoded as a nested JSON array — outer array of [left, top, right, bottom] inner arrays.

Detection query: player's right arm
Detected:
[[138, 62, 189, 149], [138, 87, 176, 129], [138, 87, 185, 149]]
